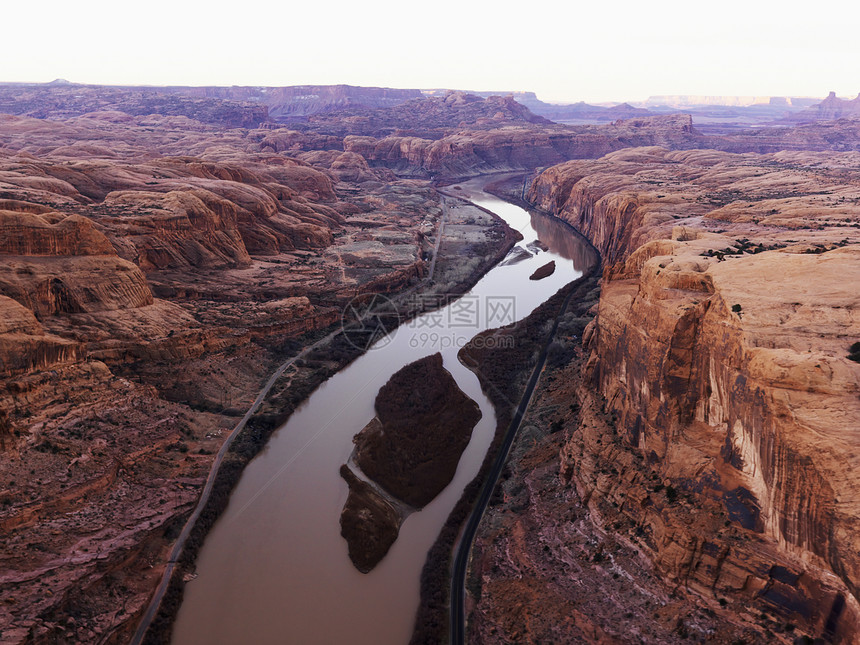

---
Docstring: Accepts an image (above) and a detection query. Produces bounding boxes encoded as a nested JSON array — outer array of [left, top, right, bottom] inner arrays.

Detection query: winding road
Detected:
[[130, 187, 457, 644], [449, 266, 596, 645], [129, 327, 342, 645]]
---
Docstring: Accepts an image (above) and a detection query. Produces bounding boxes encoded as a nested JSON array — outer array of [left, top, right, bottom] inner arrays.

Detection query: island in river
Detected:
[[340, 352, 482, 572]]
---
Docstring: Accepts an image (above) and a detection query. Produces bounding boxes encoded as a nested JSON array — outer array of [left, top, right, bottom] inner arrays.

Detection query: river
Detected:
[[171, 176, 593, 644]]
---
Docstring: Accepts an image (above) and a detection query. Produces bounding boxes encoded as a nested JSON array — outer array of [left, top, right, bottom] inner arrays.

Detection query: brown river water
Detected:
[[171, 177, 593, 644]]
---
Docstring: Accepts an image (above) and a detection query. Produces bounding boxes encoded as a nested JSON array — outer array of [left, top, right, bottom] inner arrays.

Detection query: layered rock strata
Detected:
[[0, 114, 447, 641], [470, 147, 860, 641]]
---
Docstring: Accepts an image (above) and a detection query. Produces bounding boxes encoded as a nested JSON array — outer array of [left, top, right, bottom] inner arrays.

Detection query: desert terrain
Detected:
[[467, 147, 860, 643], [0, 83, 858, 644]]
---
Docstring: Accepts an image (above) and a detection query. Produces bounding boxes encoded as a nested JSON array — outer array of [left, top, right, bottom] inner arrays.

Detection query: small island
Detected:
[[339, 352, 482, 572], [529, 260, 556, 280]]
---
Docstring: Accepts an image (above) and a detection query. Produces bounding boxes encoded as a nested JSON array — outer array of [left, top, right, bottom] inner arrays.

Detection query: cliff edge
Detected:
[[470, 147, 860, 642]]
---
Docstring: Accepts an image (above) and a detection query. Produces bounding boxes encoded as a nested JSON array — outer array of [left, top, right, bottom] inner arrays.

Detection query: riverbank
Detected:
[[409, 200, 600, 644], [136, 182, 521, 644], [467, 149, 860, 643]]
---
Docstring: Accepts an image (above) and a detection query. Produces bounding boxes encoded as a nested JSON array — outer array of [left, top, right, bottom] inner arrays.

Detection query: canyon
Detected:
[[468, 148, 860, 643], [0, 83, 858, 644], [0, 97, 445, 642]]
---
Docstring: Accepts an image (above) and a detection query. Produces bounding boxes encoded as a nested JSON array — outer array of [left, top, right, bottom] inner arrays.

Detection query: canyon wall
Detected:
[[344, 114, 701, 178], [526, 147, 860, 640], [0, 112, 445, 641]]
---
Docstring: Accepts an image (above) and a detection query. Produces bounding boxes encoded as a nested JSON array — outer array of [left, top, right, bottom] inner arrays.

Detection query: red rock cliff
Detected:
[[528, 147, 860, 640]]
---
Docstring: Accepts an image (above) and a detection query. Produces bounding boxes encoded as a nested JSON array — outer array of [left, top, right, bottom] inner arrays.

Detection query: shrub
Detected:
[[664, 485, 678, 503]]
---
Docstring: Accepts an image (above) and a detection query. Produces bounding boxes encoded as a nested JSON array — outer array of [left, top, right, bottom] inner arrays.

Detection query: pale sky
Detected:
[[3, 0, 859, 104]]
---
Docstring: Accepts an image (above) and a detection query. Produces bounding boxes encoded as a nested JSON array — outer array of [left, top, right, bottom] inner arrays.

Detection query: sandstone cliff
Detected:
[[344, 115, 702, 178], [0, 110, 449, 642], [517, 147, 860, 641]]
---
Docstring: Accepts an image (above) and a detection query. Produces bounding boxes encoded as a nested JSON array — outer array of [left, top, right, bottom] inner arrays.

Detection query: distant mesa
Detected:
[[186, 84, 424, 120], [0, 82, 424, 127], [786, 90, 860, 122], [641, 94, 818, 108], [0, 82, 270, 127]]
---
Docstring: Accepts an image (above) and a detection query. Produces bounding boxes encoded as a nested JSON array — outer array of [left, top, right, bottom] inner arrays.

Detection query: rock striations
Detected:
[[477, 147, 860, 642], [2, 83, 860, 643]]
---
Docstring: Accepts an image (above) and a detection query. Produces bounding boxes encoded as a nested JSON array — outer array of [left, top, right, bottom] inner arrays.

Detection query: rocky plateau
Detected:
[[0, 83, 859, 644], [469, 147, 860, 643]]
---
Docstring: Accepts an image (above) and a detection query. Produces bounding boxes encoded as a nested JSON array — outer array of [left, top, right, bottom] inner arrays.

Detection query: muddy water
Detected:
[[172, 177, 593, 645]]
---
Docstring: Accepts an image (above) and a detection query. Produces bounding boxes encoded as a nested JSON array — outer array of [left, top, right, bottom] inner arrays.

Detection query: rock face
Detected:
[[513, 147, 860, 641], [0, 205, 154, 319], [339, 353, 481, 572], [343, 114, 702, 178], [0, 295, 81, 378], [0, 209, 115, 256]]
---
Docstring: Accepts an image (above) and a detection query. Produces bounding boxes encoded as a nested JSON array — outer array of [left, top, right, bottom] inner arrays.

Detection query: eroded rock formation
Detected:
[[529, 260, 555, 280], [0, 107, 452, 641], [470, 148, 860, 642]]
